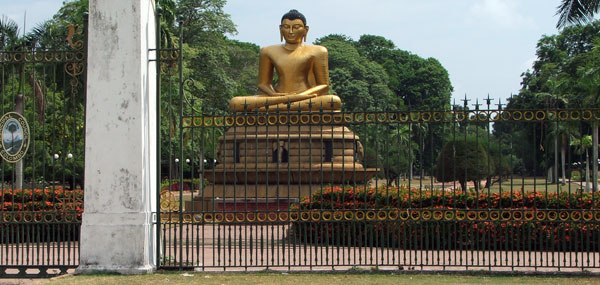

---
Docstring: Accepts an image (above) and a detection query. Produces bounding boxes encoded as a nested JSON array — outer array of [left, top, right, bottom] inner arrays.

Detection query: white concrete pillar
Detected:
[[78, 0, 157, 274]]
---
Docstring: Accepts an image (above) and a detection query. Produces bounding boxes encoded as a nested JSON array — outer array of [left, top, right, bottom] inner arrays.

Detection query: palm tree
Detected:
[[534, 80, 568, 184], [570, 135, 593, 191], [0, 15, 20, 49], [156, 0, 177, 48], [565, 38, 600, 191], [0, 16, 46, 122], [556, 0, 600, 28], [546, 122, 577, 185], [383, 125, 416, 186], [556, 0, 600, 190], [2, 15, 50, 190]]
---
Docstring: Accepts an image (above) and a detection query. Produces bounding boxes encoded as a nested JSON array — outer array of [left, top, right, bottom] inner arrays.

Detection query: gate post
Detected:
[[78, 0, 157, 274]]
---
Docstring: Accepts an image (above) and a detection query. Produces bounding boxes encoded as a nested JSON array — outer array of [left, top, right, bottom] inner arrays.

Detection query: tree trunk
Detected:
[[29, 74, 44, 123], [171, 158, 179, 182], [585, 149, 590, 192], [199, 149, 205, 195], [593, 124, 598, 192], [561, 134, 567, 185], [554, 136, 559, 184], [473, 180, 480, 192], [459, 179, 467, 191]]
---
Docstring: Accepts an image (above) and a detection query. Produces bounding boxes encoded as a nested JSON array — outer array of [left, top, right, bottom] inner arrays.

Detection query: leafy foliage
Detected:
[[316, 34, 453, 112], [315, 34, 452, 182], [556, 0, 600, 28], [435, 138, 489, 191], [0, 0, 87, 189], [315, 34, 395, 112], [357, 35, 453, 111], [496, 20, 600, 181]]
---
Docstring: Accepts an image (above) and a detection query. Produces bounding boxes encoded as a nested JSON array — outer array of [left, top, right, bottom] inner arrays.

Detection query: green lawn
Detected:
[[43, 272, 600, 285], [387, 177, 590, 193], [487, 177, 583, 193]]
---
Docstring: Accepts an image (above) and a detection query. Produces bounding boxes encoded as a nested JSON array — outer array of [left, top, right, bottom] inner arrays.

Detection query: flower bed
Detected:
[[290, 186, 600, 251], [0, 187, 83, 242], [1, 187, 83, 212]]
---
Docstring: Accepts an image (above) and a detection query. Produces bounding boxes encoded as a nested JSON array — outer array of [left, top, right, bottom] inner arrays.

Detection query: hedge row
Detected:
[[0, 188, 83, 242], [291, 186, 600, 251], [292, 186, 600, 210], [0, 187, 83, 212]]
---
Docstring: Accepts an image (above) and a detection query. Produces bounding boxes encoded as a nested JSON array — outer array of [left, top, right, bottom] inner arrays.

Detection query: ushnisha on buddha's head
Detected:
[[280, 9, 309, 43]]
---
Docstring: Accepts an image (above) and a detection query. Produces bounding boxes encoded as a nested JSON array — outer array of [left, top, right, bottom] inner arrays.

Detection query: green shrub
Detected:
[[571, 170, 582, 181], [435, 138, 489, 191]]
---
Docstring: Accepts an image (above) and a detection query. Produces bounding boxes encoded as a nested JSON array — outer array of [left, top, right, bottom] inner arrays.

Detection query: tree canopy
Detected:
[[314, 34, 453, 112], [435, 138, 489, 191], [494, 19, 600, 190]]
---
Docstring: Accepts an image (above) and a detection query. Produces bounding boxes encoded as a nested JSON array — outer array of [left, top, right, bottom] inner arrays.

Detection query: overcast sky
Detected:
[[1, 0, 578, 107]]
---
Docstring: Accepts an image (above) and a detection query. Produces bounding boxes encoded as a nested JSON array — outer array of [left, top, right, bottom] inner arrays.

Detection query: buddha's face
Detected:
[[280, 19, 308, 44]]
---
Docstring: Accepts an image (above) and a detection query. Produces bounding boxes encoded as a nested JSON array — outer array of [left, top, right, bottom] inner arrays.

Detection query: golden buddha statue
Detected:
[[229, 9, 342, 112]]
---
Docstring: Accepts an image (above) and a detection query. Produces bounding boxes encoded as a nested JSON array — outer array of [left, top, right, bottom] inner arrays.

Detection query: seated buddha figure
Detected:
[[229, 9, 342, 112]]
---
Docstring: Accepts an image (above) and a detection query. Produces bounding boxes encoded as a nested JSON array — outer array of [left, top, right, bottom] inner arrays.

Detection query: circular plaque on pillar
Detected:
[[0, 112, 30, 163]]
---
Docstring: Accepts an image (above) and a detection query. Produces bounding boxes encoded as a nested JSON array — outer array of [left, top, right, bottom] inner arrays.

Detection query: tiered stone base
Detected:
[[186, 198, 298, 213], [185, 124, 377, 212]]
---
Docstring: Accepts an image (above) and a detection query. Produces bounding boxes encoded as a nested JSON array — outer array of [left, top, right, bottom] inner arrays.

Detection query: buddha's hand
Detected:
[[297, 93, 318, 99], [269, 92, 317, 99], [270, 92, 294, 96]]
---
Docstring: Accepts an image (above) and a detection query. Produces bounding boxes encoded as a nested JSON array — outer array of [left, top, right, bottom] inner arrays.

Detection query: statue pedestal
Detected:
[[185, 124, 377, 213], [186, 197, 298, 213]]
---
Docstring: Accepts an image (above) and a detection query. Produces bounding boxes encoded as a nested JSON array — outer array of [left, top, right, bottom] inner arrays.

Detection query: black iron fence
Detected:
[[0, 24, 86, 278], [157, 106, 600, 272], [154, 23, 600, 273]]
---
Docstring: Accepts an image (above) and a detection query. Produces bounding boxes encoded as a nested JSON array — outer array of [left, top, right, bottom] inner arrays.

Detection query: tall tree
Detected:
[[175, 0, 236, 45], [557, 3, 600, 192], [0, 16, 20, 49], [568, 38, 600, 191], [570, 135, 593, 191], [315, 34, 395, 112], [356, 35, 453, 111], [500, 20, 600, 183]]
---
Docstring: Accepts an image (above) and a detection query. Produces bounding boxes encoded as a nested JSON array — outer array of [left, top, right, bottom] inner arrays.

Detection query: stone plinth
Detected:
[[186, 123, 377, 212], [185, 197, 298, 213], [210, 125, 376, 184]]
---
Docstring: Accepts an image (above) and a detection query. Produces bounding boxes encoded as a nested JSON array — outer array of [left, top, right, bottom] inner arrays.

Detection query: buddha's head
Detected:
[[280, 9, 308, 43]]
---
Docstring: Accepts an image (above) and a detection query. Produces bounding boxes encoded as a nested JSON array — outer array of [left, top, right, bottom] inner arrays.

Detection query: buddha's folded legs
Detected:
[[229, 93, 320, 112], [258, 95, 341, 112]]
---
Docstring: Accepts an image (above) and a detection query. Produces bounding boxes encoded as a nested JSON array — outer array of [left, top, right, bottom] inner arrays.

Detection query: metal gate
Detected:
[[0, 22, 86, 277], [156, 28, 600, 273]]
